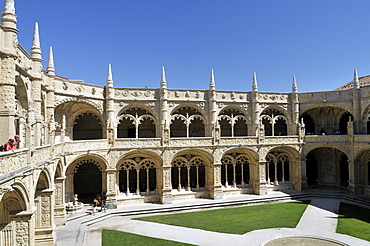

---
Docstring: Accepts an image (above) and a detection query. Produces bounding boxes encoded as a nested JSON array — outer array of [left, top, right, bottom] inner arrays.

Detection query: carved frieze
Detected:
[[41, 196, 51, 227], [15, 220, 29, 246]]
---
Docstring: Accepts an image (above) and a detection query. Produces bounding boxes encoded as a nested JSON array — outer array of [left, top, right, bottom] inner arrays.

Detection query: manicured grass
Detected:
[[336, 203, 370, 241], [102, 229, 195, 246], [134, 200, 309, 235]]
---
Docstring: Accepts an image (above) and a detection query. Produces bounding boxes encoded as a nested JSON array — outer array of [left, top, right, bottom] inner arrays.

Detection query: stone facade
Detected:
[[0, 0, 370, 245]]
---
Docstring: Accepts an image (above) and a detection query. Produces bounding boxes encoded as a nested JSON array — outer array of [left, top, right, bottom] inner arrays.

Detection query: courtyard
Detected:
[[55, 190, 370, 246]]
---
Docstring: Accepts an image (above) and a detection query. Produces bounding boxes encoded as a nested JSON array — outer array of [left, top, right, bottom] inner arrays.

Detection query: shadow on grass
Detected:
[[338, 203, 370, 223], [336, 202, 370, 242]]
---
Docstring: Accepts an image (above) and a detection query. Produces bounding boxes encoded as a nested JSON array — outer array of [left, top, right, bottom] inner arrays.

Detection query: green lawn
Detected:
[[134, 200, 309, 235], [102, 229, 195, 246], [336, 202, 370, 241]]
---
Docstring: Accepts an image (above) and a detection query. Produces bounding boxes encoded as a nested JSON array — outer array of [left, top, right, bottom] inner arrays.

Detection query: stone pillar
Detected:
[[54, 177, 66, 226], [14, 213, 33, 246], [34, 189, 54, 245], [160, 167, 173, 204], [31, 79, 42, 147], [347, 159, 363, 194], [64, 173, 74, 203], [209, 162, 223, 199], [18, 117, 26, 148], [300, 158, 308, 190], [106, 169, 118, 209], [254, 161, 268, 195], [0, 55, 16, 144]]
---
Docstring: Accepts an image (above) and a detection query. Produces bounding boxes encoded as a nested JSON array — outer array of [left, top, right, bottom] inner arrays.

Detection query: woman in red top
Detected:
[[2, 139, 15, 152]]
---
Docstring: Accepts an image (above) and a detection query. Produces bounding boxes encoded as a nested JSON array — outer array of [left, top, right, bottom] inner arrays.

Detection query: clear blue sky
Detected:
[[13, 0, 370, 92]]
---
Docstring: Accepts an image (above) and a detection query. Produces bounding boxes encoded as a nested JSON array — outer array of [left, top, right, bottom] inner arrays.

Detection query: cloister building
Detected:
[[0, 0, 370, 245]]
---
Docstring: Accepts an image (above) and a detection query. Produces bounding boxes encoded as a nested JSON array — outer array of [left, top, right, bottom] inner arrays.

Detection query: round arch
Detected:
[[65, 155, 108, 204], [305, 147, 349, 188], [300, 106, 353, 135], [116, 150, 162, 195], [170, 104, 208, 138], [54, 101, 104, 141]]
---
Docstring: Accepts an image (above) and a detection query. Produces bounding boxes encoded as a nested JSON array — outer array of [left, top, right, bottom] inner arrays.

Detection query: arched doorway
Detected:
[[0, 189, 29, 246], [66, 158, 104, 204], [305, 147, 348, 188]]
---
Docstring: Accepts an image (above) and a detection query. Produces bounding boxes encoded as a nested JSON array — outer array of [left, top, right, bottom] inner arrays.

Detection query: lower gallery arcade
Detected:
[[60, 145, 358, 206]]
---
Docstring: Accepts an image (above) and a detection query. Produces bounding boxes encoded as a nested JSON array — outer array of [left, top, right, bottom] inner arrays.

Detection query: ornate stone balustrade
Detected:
[[114, 138, 162, 148], [32, 145, 51, 164], [169, 137, 213, 147], [219, 137, 257, 145], [63, 140, 110, 152], [0, 149, 28, 176], [304, 135, 348, 143]]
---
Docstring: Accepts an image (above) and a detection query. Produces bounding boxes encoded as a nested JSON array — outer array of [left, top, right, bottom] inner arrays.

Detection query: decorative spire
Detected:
[[106, 64, 113, 87], [252, 71, 258, 92], [209, 69, 215, 90], [1, 0, 17, 34], [3, 0, 15, 14], [31, 22, 42, 61], [292, 74, 298, 93], [160, 66, 167, 89], [47, 47, 55, 76], [353, 68, 360, 89]]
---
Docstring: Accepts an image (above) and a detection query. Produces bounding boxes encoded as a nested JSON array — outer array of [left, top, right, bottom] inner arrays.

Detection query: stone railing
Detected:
[[0, 149, 28, 177], [63, 139, 110, 152], [304, 135, 348, 143], [114, 138, 162, 148], [219, 137, 257, 145], [354, 135, 370, 142], [263, 136, 300, 144], [169, 137, 213, 147]]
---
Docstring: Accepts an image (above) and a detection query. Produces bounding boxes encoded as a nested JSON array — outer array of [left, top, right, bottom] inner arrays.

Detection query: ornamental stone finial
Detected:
[[353, 68, 360, 89], [31, 22, 42, 61], [47, 47, 55, 76], [209, 69, 215, 90], [1, 0, 17, 34], [160, 66, 167, 89], [292, 74, 298, 93], [107, 64, 113, 87], [252, 71, 258, 92], [3, 0, 15, 15]]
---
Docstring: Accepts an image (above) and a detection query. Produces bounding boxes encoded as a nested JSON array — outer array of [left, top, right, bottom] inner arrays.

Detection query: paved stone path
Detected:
[[56, 195, 370, 246]]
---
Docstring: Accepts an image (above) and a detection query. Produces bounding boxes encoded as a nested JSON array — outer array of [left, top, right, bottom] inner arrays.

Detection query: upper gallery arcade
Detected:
[[1, 0, 370, 245]]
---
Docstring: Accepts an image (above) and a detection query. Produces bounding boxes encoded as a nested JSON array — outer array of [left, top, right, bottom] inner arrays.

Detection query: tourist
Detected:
[[92, 197, 99, 215], [1, 139, 15, 152], [13, 135, 20, 149]]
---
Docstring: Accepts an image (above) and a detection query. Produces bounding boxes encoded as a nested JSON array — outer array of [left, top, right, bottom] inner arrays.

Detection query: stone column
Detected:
[[209, 161, 223, 199], [347, 159, 363, 194], [18, 117, 26, 148], [14, 213, 33, 246], [0, 55, 16, 144], [34, 189, 54, 245], [254, 161, 268, 195], [160, 167, 173, 204], [106, 169, 118, 208], [54, 177, 66, 226], [299, 158, 308, 190]]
